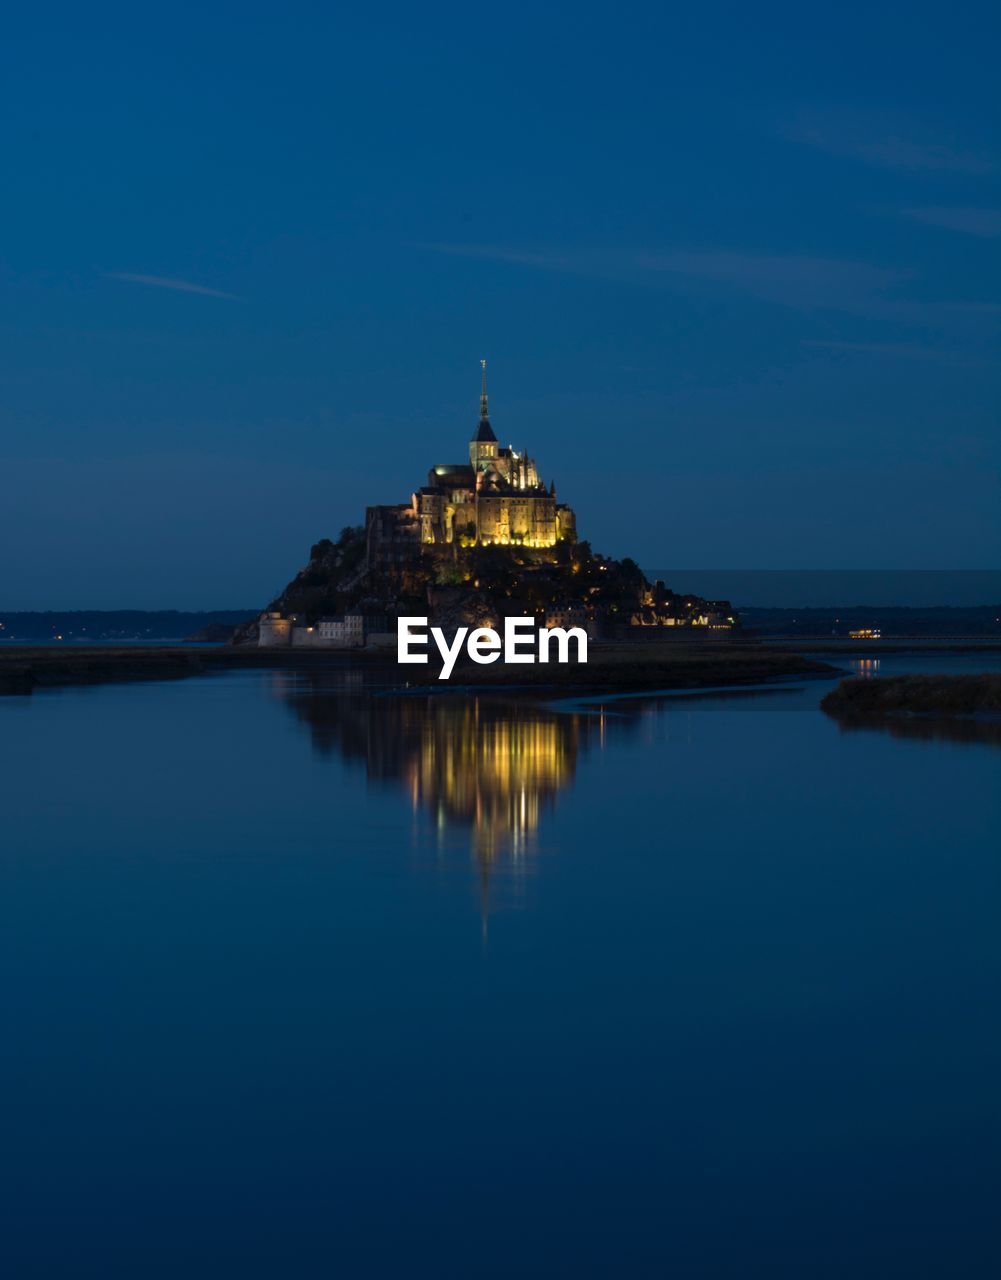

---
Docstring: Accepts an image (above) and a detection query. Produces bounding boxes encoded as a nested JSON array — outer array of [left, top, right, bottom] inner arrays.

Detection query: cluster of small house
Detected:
[[257, 609, 600, 649], [258, 599, 734, 649], [257, 612, 394, 649]]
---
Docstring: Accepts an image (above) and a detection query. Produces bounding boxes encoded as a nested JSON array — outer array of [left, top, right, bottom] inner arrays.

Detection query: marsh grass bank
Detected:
[[822, 674, 1001, 718]]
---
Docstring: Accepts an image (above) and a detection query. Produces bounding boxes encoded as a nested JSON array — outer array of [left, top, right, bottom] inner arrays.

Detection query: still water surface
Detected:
[[2, 654, 999, 1278]]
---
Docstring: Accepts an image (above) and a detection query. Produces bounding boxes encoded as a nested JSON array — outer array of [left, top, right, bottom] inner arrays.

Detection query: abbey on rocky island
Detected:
[[366, 362, 576, 565], [249, 362, 737, 650]]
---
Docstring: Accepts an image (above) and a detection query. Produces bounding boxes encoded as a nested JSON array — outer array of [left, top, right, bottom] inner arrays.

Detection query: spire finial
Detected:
[[479, 358, 489, 421]]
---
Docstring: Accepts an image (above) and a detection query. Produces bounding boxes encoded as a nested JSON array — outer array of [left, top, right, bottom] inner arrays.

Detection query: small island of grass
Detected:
[[822, 674, 1001, 718]]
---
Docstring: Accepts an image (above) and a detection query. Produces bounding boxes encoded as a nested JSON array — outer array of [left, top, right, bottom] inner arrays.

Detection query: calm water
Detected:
[[2, 654, 999, 1278]]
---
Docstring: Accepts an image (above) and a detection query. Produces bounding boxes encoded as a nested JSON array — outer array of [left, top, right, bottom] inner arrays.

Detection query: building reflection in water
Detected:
[[851, 658, 881, 678], [277, 672, 641, 917]]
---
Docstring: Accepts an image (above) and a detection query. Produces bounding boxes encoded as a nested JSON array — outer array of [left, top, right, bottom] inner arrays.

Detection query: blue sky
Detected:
[[1, 1, 998, 607]]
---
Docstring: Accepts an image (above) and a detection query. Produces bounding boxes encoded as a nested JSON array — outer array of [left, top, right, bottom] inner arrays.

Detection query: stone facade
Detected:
[[258, 612, 387, 649], [316, 614, 388, 646], [365, 503, 420, 568], [258, 612, 293, 646]]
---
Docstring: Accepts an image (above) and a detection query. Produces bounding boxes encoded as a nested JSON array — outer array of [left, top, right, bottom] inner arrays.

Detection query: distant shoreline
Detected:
[[5, 638, 1001, 698], [764, 638, 1001, 653], [0, 642, 838, 696]]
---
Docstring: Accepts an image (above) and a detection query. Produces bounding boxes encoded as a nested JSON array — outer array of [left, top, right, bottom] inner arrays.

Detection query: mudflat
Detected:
[[0, 642, 835, 695]]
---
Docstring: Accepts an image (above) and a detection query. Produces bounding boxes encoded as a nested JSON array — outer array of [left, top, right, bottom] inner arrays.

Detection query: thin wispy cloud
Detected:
[[423, 241, 1000, 336], [901, 207, 1001, 238], [425, 242, 907, 313], [802, 339, 987, 367], [108, 272, 241, 300], [781, 109, 994, 174], [635, 251, 908, 310]]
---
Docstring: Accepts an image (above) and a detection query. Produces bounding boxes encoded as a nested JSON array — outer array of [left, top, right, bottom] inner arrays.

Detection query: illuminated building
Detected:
[[367, 361, 576, 560]]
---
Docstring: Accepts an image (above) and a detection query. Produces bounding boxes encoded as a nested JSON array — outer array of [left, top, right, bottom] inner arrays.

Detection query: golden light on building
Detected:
[[281, 685, 611, 912], [369, 363, 577, 560]]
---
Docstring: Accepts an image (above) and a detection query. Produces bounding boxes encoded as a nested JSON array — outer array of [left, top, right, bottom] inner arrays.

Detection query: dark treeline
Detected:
[[0, 611, 258, 641], [4, 603, 1000, 641]]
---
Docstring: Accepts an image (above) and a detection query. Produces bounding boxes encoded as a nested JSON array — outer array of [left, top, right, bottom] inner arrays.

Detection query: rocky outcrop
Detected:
[[234, 526, 737, 646], [231, 528, 369, 645]]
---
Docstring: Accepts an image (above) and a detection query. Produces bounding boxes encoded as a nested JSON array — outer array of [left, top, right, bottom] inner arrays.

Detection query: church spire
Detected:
[[471, 359, 497, 447], [473, 360, 499, 455], [479, 358, 489, 421]]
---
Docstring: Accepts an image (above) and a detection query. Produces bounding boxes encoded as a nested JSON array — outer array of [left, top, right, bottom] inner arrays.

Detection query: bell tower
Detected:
[[469, 359, 498, 471]]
